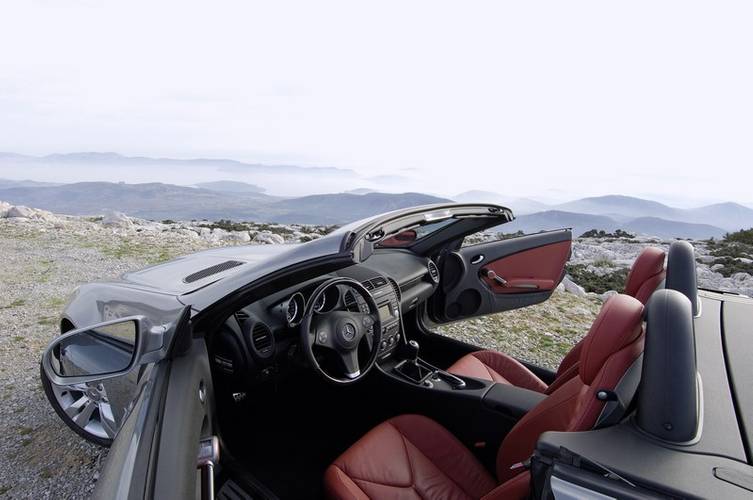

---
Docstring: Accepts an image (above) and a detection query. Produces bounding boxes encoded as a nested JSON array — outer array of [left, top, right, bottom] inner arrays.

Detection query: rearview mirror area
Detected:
[[43, 318, 142, 385]]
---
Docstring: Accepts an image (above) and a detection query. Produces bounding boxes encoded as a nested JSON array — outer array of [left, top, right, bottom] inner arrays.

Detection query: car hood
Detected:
[[121, 244, 298, 295]]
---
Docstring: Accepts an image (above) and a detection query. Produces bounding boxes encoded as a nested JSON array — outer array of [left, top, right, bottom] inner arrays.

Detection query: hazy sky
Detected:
[[1, 1, 752, 203]]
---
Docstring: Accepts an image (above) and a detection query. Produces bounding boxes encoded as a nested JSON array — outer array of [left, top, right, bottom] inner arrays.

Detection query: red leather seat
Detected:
[[325, 295, 645, 499], [447, 246, 664, 392]]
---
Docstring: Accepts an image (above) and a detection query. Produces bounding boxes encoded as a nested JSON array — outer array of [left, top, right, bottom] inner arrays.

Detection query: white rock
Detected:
[[731, 272, 752, 283], [253, 231, 285, 245], [222, 231, 251, 243], [600, 290, 618, 301], [555, 282, 566, 293], [6, 205, 35, 218], [101, 211, 133, 228], [562, 276, 587, 297], [0, 200, 11, 217], [710, 263, 725, 272]]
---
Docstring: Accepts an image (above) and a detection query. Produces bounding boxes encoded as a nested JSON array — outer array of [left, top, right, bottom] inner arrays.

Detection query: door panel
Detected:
[[433, 229, 571, 322], [480, 240, 571, 294], [152, 336, 215, 499]]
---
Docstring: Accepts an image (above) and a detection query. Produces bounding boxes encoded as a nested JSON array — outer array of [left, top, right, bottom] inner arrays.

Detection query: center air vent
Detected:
[[183, 260, 244, 284], [427, 259, 440, 284]]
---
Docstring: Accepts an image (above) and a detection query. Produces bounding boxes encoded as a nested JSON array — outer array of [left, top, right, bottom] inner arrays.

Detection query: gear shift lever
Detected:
[[406, 340, 419, 362]]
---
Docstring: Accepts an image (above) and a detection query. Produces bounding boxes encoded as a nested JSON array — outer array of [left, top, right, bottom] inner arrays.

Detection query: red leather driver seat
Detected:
[[446, 246, 664, 393], [324, 294, 645, 500]]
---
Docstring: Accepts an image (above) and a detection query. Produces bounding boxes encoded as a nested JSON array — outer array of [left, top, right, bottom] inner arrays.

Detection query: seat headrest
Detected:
[[579, 294, 645, 384], [624, 247, 666, 301]]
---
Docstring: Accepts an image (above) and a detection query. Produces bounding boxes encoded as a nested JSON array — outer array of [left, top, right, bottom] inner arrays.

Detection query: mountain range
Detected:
[[1, 151, 753, 237], [0, 181, 450, 225]]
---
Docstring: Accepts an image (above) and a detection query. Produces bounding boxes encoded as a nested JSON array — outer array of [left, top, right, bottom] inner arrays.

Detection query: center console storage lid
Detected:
[[482, 382, 547, 418]]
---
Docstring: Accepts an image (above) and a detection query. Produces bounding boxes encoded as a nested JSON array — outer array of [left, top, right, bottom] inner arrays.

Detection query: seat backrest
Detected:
[[548, 246, 664, 391], [623, 246, 666, 304], [495, 294, 645, 482]]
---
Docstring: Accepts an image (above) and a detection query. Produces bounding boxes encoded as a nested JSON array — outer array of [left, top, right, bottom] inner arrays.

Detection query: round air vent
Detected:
[[427, 259, 440, 284], [243, 320, 275, 362]]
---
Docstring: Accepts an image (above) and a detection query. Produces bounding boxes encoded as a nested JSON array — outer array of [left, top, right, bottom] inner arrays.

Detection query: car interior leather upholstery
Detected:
[[446, 246, 664, 392], [324, 294, 646, 500]]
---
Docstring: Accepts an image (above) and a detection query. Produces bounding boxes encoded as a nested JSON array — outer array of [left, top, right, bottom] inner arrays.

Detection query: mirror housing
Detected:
[[42, 316, 148, 386]]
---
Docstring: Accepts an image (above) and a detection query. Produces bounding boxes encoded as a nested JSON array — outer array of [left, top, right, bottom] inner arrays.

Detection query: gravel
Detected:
[[0, 217, 224, 499]]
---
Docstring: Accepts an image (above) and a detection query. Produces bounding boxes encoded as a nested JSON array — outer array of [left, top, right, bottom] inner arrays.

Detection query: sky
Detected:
[[1, 1, 752, 204]]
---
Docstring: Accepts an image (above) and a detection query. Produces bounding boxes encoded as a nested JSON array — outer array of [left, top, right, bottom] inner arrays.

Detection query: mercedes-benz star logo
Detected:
[[341, 323, 356, 341]]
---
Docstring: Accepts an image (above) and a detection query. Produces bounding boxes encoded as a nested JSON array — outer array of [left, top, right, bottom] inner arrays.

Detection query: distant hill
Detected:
[[553, 195, 753, 232], [194, 180, 266, 194], [622, 217, 725, 239], [453, 190, 549, 214], [500, 210, 725, 239], [0, 178, 62, 189], [0, 182, 449, 225], [503, 211, 620, 237], [258, 192, 452, 224], [554, 195, 679, 220]]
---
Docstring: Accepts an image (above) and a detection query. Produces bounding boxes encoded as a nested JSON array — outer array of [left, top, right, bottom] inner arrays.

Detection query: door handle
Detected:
[[481, 269, 508, 287], [470, 254, 485, 265]]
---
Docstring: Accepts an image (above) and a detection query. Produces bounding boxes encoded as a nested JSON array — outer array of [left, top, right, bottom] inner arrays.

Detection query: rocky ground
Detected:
[[0, 202, 751, 498]]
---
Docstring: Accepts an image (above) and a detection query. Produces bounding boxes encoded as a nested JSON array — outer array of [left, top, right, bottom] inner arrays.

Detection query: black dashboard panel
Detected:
[[211, 248, 439, 382]]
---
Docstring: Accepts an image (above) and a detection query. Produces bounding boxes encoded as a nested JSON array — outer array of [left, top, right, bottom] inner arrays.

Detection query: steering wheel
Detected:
[[300, 277, 382, 385]]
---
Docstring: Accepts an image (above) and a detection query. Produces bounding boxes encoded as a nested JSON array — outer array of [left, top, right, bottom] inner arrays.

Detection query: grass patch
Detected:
[[705, 228, 753, 277], [198, 219, 250, 232], [37, 317, 57, 326], [1, 298, 26, 309], [18, 426, 33, 436], [48, 296, 66, 308], [579, 229, 635, 239], [566, 264, 629, 294], [12, 336, 24, 342]]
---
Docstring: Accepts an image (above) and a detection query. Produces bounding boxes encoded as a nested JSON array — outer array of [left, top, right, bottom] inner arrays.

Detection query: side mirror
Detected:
[[42, 317, 144, 386]]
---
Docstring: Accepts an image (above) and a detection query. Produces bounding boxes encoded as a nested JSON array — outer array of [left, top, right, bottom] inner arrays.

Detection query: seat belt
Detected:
[[594, 354, 643, 428]]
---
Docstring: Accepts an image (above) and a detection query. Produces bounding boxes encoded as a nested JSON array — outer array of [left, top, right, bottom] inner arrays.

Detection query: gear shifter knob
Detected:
[[407, 340, 419, 362]]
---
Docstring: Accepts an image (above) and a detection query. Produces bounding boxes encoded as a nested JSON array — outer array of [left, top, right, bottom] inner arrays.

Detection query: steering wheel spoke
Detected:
[[339, 350, 361, 380]]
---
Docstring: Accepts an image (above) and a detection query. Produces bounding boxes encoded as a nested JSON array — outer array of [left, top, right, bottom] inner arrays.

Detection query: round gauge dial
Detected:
[[313, 293, 326, 313], [286, 299, 298, 323], [285, 293, 305, 326]]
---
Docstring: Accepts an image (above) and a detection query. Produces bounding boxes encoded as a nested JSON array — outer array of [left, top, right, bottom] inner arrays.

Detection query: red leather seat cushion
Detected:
[[324, 414, 497, 499], [447, 350, 548, 393]]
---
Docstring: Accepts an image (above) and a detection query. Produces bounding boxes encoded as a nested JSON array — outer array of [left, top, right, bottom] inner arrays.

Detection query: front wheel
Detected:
[[40, 361, 114, 447]]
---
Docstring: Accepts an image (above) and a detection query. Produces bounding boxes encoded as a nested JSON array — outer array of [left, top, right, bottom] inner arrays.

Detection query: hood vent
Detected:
[[183, 260, 244, 284]]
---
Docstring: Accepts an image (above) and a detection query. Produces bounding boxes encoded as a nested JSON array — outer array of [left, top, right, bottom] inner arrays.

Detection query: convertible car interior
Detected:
[[187, 207, 750, 500]]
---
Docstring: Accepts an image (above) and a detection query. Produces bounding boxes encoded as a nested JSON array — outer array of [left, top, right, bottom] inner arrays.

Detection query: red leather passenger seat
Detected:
[[325, 294, 645, 499], [447, 246, 664, 392]]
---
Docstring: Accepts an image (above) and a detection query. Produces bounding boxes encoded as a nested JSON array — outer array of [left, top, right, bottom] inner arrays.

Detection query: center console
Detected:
[[350, 275, 403, 358]]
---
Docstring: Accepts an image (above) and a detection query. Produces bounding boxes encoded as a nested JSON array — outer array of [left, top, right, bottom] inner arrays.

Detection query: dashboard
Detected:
[[210, 249, 440, 383]]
